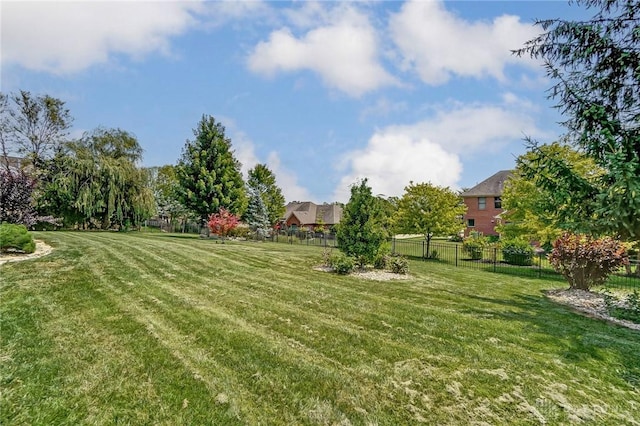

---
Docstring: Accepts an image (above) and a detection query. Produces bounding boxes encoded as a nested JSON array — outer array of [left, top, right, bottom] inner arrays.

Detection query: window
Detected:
[[494, 197, 502, 209], [478, 197, 486, 210], [467, 218, 475, 227]]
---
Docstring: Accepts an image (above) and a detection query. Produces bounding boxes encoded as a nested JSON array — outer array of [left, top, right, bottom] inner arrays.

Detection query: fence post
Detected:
[[455, 244, 458, 267], [538, 253, 542, 278], [422, 241, 426, 260], [493, 247, 497, 272], [392, 237, 396, 255]]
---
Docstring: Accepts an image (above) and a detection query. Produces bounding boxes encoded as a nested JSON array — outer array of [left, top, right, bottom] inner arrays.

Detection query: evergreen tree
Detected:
[[245, 185, 271, 239], [514, 0, 640, 240], [336, 179, 386, 267], [247, 163, 285, 225], [176, 115, 247, 223]]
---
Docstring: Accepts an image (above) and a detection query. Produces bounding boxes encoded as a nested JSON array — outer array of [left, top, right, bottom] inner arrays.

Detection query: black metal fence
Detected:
[[390, 238, 639, 289], [145, 219, 201, 234], [269, 231, 339, 248]]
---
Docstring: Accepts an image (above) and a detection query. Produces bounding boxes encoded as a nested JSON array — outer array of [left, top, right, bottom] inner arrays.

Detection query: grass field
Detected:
[[1, 232, 639, 424]]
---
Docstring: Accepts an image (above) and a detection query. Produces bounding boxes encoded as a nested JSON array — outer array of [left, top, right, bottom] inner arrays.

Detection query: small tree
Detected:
[[549, 233, 628, 290], [336, 179, 386, 268], [207, 208, 240, 240], [393, 182, 466, 257], [244, 186, 271, 239]]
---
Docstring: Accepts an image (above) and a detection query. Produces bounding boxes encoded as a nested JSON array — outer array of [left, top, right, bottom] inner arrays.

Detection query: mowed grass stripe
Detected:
[[101, 234, 500, 369], [58, 233, 396, 423], [76, 234, 432, 376], [3, 231, 639, 424], [1, 238, 237, 424]]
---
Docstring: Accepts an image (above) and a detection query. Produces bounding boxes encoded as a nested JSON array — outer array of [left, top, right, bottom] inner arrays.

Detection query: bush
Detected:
[[328, 252, 355, 275], [549, 233, 628, 290], [388, 254, 409, 275], [501, 239, 534, 266], [0, 223, 36, 254], [463, 235, 486, 260], [228, 224, 251, 239], [374, 252, 390, 270], [486, 235, 500, 243], [373, 243, 391, 270]]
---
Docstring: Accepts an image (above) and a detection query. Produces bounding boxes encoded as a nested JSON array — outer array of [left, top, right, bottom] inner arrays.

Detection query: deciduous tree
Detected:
[[37, 128, 155, 229], [147, 165, 187, 226], [498, 142, 601, 247], [392, 182, 466, 256], [247, 163, 285, 226], [0, 91, 72, 167]]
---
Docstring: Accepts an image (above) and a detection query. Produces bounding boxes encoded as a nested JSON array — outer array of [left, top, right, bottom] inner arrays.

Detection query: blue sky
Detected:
[[2, 0, 588, 203]]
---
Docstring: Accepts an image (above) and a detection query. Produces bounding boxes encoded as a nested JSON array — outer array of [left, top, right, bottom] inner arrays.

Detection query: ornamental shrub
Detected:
[[389, 254, 409, 275], [207, 208, 240, 238], [501, 239, 534, 266], [0, 223, 36, 254], [328, 252, 355, 275], [374, 243, 391, 270], [462, 234, 486, 260], [0, 169, 37, 227], [548, 233, 628, 290]]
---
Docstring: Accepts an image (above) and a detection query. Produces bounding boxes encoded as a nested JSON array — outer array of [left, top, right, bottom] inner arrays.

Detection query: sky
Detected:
[[1, 0, 590, 203]]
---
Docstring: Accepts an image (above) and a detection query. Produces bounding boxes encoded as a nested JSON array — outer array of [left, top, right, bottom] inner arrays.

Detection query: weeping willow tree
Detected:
[[37, 128, 155, 229]]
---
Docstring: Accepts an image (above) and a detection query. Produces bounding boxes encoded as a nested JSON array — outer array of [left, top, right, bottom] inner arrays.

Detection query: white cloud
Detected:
[[390, 102, 543, 155], [227, 124, 312, 203], [333, 100, 545, 202], [1, 1, 204, 74], [389, 0, 539, 85], [332, 132, 462, 203], [266, 152, 313, 203], [247, 4, 396, 97]]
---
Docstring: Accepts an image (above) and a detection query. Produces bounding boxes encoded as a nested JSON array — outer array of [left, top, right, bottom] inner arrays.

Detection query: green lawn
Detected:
[[1, 232, 639, 424]]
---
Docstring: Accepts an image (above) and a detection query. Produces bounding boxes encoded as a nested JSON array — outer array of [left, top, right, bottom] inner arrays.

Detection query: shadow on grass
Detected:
[[451, 288, 640, 388]]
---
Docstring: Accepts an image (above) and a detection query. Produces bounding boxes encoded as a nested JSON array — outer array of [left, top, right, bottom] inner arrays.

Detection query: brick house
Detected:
[[461, 170, 512, 237], [282, 201, 343, 231]]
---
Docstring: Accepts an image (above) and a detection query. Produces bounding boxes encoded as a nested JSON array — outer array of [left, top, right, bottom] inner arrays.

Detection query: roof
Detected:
[[461, 170, 513, 197], [0, 155, 27, 171], [284, 202, 343, 225]]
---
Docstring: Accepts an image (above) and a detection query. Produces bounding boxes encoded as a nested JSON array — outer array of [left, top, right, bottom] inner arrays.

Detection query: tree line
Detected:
[[0, 93, 286, 233]]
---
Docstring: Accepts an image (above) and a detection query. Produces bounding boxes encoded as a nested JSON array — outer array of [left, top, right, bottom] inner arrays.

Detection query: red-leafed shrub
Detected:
[[0, 169, 37, 227], [549, 233, 628, 290], [207, 208, 239, 238]]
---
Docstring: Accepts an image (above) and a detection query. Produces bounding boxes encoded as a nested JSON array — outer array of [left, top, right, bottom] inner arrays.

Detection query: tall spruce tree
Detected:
[[336, 179, 386, 267], [176, 115, 247, 222]]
